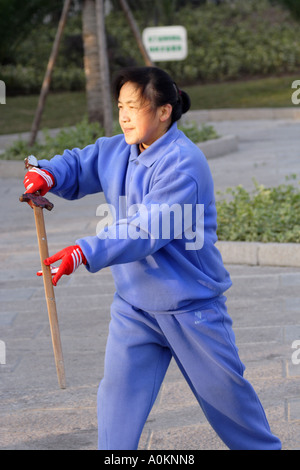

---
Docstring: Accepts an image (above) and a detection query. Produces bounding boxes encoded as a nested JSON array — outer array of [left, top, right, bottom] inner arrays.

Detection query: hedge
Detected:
[[2, 0, 300, 94]]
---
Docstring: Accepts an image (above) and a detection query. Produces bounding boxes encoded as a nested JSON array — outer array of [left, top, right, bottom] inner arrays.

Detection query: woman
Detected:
[[23, 66, 281, 450]]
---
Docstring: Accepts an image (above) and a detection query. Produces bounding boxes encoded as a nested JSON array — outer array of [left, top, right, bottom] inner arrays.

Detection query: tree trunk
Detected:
[[95, 0, 113, 136], [82, 0, 104, 124]]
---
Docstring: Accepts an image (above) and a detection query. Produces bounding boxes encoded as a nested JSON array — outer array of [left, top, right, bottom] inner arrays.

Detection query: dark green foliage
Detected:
[[216, 177, 300, 243]]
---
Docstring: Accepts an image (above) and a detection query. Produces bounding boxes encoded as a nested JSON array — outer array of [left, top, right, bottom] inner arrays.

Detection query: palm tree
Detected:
[[82, 0, 153, 130], [82, 0, 104, 124]]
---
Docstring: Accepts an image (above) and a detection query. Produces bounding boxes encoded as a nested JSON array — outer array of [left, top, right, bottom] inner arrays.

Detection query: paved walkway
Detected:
[[0, 114, 300, 450]]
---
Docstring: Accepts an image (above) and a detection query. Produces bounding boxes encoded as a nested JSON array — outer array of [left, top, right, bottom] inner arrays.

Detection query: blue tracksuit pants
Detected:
[[97, 294, 281, 450]]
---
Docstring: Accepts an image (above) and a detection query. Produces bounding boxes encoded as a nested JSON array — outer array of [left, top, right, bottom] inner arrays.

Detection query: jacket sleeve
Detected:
[[38, 139, 103, 200], [76, 171, 199, 273]]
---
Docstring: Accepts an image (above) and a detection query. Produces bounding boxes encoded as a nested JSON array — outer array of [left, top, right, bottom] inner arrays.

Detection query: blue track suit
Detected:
[[39, 123, 281, 450]]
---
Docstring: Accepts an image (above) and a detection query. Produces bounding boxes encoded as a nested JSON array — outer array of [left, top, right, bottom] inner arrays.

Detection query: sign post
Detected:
[[142, 25, 188, 62]]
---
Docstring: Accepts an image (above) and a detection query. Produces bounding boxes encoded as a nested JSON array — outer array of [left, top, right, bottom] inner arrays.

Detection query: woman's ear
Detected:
[[159, 104, 173, 123]]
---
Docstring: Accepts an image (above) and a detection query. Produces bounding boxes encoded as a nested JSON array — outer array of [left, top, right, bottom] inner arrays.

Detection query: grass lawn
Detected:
[[0, 75, 299, 136], [185, 74, 300, 109], [0, 91, 88, 136]]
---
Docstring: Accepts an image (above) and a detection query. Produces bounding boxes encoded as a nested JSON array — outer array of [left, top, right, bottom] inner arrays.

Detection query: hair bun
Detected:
[[180, 90, 191, 114]]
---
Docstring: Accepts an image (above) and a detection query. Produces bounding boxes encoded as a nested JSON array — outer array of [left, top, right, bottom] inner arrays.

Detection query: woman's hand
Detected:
[[23, 167, 55, 196], [38, 245, 87, 286]]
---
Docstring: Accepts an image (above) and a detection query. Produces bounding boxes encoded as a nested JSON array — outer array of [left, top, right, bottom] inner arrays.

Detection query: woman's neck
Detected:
[[139, 142, 148, 153]]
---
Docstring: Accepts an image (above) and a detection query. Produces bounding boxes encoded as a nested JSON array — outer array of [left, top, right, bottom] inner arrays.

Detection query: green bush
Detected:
[[2, 117, 106, 160], [216, 177, 300, 243], [2, 0, 300, 94], [106, 0, 300, 85], [0, 64, 85, 95], [178, 122, 219, 142], [0, 64, 43, 94]]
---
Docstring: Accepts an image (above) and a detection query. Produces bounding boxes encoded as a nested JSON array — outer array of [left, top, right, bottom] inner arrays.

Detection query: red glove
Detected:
[[37, 266, 59, 277], [42, 245, 87, 286], [23, 167, 55, 196]]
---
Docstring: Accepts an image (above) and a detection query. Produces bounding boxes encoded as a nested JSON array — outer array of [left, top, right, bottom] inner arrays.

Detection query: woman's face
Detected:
[[118, 81, 172, 148]]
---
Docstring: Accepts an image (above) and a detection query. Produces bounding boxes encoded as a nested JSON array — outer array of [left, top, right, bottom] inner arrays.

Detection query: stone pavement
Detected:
[[0, 113, 300, 450]]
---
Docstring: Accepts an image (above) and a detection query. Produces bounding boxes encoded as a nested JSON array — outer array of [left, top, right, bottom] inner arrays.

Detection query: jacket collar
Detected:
[[129, 123, 179, 168]]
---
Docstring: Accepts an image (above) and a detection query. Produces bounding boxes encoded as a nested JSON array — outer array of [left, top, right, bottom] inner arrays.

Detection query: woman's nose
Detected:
[[120, 109, 129, 122]]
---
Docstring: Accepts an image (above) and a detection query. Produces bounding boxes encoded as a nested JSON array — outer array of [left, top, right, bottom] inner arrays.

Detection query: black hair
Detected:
[[114, 66, 191, 125]]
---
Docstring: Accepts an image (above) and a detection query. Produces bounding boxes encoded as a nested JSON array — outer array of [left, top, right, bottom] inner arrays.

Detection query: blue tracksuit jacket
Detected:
[[39, 122, 232, 314]]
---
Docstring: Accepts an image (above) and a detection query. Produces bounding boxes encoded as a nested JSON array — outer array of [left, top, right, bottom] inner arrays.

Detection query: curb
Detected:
[[197, 135, 238, 159], [216, 241, 300, 268]]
